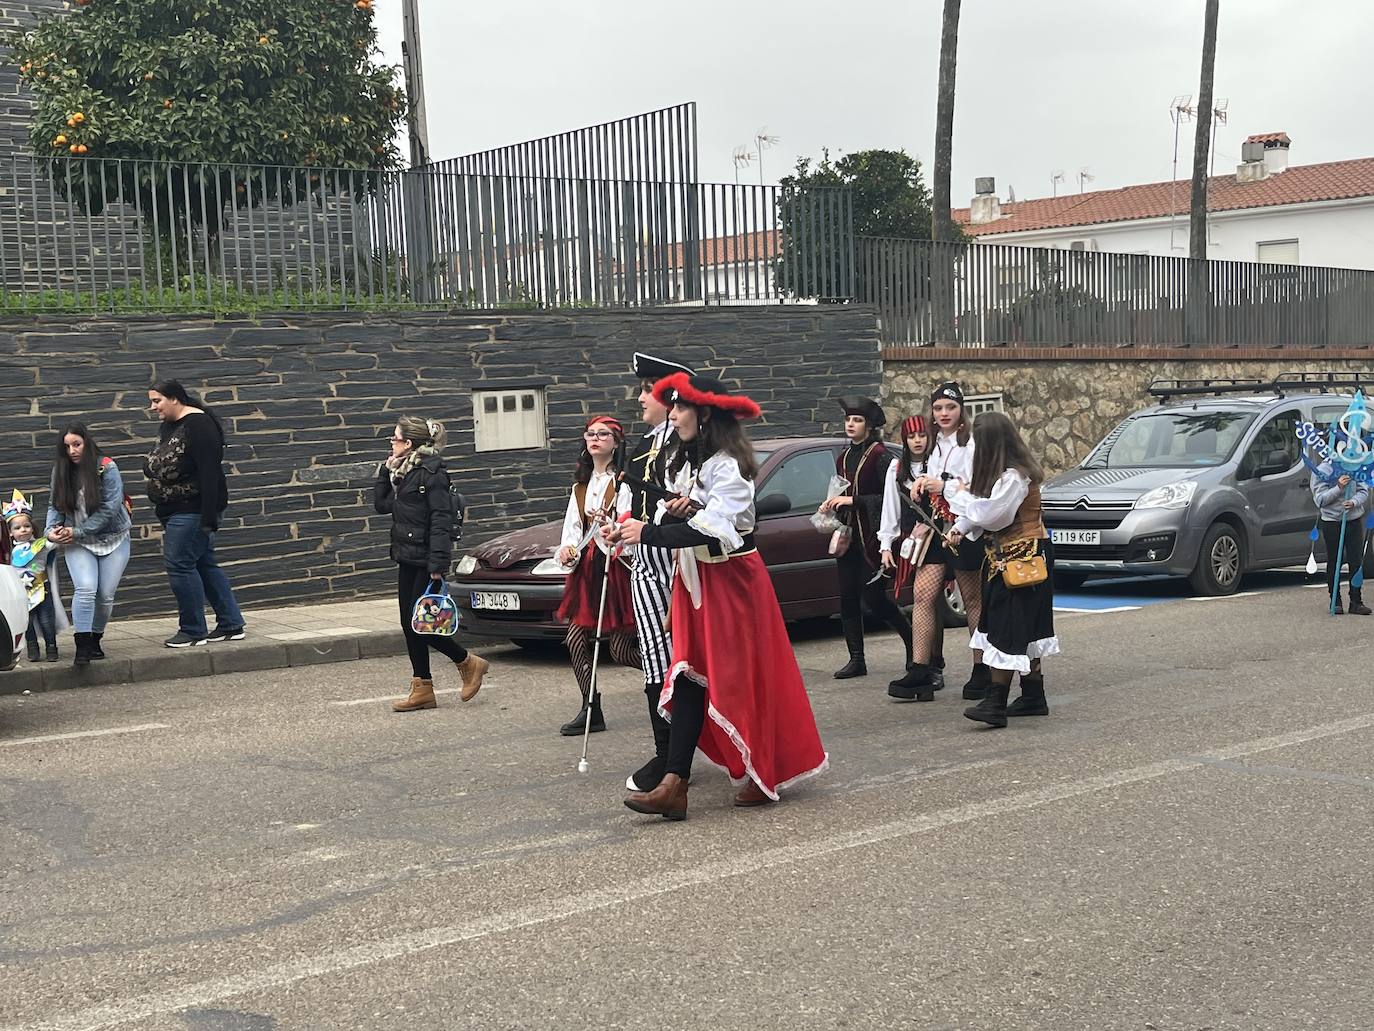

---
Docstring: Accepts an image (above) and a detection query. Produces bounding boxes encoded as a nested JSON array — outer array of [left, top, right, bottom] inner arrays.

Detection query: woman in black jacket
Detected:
[[375, 416, 489, 712]]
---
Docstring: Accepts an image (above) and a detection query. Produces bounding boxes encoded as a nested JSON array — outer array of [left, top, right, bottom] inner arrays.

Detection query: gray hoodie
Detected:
[[1310, 462, 1371, 523]]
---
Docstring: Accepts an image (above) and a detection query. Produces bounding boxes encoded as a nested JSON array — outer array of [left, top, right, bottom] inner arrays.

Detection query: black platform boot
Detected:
[[559, 697, 607, 736], [833, 617, 867, 679], [887, 663, 937, 702], [1005, 673, 1049, 717], [961, 662, 992, 700], [964, 679, 1011, 728]]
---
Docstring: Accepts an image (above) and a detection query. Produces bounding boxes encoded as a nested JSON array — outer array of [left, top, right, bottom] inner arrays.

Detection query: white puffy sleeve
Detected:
[[947, 469, 1029, 538], [559, 490, 582, 550], [878, 461, 901, 551], [686, 455, 755, 552]]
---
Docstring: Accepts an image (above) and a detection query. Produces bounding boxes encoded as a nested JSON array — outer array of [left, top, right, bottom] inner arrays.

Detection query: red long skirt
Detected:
[[556, 545, 636, 632], [660, 552, 828, 800]]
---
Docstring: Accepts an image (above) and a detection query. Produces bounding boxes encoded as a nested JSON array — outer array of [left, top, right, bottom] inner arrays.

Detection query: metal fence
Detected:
[[0, 154, 853, 311], [862, 237, 1374, 348]]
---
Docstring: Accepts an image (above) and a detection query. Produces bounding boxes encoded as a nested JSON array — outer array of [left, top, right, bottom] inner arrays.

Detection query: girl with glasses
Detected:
[[554, 415, 640, 737]]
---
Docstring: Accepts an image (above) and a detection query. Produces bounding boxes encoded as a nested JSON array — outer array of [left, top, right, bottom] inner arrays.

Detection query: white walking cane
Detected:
[[577, 516, 626, 774]]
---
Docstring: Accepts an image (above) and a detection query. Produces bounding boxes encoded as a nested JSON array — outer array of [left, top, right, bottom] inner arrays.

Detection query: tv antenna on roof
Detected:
[[1078, 168, 1096, 193], [1050, 170, 1066, 197], [731, 145, 755, 185], [1169, 94, 1197, 251], [754, 127, 781, 186]]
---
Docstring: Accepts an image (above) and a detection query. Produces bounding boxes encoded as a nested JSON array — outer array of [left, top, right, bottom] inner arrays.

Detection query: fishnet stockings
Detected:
[[566, 623, 640, 701], [910, 564, 946, 665]]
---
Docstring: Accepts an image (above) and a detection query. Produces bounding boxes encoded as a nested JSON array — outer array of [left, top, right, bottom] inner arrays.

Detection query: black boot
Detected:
[[961, 662, 992, 700], [559, 697, 607, 737], [1332, 593, 1345, 615], [887, 663, 937, 702], [1349, 591, 1371, 616], [931, 655, 946, 692], [964, 679, 1011, 728], [25, 638, 39, 663], [90, 632, 106, 659], [45, 642, 59, 662], [73, 632, 93, 668], [1006, 673, 1049, 717], [834, 617, 867, 679], [628, 684, 671, 791]]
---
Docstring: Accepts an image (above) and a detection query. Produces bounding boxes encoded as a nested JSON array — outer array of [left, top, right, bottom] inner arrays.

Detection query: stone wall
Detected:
[[1, 306, 881, 618], [883, 346, 1374, 475]]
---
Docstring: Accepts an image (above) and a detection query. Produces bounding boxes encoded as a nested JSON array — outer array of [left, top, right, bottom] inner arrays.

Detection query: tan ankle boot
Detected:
[[456, 654, 489, 702], [624, 772, 688, 821], [393, 677, 437, 712]]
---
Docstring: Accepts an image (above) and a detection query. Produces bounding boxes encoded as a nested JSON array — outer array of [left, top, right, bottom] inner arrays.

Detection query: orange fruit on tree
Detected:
[[55, 133, 67, 144], [69, 143, 78, 153], [76, 144, 88, 155], [163, 99, 173, 108], [72, 112, 84, 123]]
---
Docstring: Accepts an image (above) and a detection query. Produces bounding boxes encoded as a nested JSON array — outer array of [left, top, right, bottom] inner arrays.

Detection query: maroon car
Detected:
[[451, 436, 964, 647]]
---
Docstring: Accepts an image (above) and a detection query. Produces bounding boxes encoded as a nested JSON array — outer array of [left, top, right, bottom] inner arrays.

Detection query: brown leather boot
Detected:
[[393, 677, 437, 712], [734, 779, 775, 807], [624, 772, 689, 821], [456, 654, 489, 702]]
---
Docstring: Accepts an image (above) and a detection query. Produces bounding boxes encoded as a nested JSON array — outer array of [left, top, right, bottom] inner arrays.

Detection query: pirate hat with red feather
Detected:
[[651, 372, 761, 420]]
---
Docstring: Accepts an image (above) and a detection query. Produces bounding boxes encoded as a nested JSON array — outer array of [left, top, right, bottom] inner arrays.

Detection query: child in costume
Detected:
[[5, 490, 60, 662], [554, 415, 639, 738]]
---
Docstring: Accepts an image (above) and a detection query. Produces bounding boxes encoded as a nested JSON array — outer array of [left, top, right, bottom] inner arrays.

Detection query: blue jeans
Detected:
[[162, 513, 244, 637], [63, 537, 131, 633]]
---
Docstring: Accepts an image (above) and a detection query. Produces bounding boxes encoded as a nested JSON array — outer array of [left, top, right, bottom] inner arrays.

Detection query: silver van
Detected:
[[1042, 375, 1369, 595]]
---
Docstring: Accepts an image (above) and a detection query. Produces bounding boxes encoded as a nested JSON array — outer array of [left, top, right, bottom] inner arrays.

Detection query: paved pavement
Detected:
[[0, 599, 405, 696], [3, 577, 1372, 1030]]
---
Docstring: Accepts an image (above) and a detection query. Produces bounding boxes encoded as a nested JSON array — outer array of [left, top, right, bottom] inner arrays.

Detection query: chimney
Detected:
[[1237, 132, 1291, 183], [970, 176, 1001, 225]]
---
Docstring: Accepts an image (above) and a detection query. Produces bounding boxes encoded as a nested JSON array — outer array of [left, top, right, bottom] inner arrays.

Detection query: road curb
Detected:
[[0, 629, 409, 696]]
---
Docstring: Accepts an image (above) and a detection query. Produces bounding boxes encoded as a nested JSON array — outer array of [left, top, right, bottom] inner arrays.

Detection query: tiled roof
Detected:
[[666, 229, 780, 270], [1245, 132, 1291, 145], [953, 156, 1374, 237]]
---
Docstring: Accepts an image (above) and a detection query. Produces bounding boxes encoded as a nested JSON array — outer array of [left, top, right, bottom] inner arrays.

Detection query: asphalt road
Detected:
[[3, 579, 1372, 1031]]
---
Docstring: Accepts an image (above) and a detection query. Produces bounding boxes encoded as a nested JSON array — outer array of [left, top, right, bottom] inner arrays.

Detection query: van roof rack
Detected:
[[1271, 371, 1374, 395], [1147, 372, 1374, 400], [1146, 378, 1268, 399]]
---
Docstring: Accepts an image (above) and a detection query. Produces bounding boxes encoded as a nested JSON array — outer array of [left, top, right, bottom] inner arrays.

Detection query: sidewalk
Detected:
[[1, 598, 409, 696]]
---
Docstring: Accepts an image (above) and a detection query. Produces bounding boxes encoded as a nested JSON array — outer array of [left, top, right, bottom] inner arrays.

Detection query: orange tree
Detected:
[[5, 0, 405, 262]]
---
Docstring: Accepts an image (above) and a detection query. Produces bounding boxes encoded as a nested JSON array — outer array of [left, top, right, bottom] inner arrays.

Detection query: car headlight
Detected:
[[532, 557, 572, 576], [454, 555, 478, 576], [1134, 481, 1198, 510]]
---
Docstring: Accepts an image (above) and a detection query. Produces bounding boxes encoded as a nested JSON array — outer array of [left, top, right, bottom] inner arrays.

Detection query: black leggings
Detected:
[[1322, 520, 1367, 597], [836, 547, 910, 657], [397, 564, 467, 679], [665, 675, 708, 779]]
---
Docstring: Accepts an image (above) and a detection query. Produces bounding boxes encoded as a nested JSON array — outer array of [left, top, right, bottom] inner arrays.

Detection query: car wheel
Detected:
[[940, 580, 969, 628], [1189, 522, 1244, 596], [513, 638, 567, 657]]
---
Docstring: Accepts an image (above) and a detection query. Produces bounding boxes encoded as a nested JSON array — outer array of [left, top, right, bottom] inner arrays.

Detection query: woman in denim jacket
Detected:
[[45, 423, 132, 666]]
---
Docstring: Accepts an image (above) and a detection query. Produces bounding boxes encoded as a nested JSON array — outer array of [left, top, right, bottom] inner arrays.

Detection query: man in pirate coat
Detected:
[[624, 351, 695, 791]]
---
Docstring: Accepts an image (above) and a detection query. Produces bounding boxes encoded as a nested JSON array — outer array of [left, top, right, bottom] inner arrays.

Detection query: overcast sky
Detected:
[[376, 0, 1374, 203]]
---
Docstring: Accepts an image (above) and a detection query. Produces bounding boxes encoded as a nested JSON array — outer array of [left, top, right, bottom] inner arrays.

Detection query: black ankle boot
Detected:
[[961, 662, 992, 700], [1350, 592, 1372, 616], [888, 663, 936, 702], [1006, 673, 1049, 717], [73, 632, 93, 668], [964, 680, 1011, 728], [931, 655, 946, 691], [25, 638, 39, 663], [559, 698, 607, 737], [834, 617, 867, 679], [90, 632, 106, 659]]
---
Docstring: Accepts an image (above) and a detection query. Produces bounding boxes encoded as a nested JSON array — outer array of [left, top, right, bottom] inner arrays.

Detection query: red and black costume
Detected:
[[624, 373, 827, 820]]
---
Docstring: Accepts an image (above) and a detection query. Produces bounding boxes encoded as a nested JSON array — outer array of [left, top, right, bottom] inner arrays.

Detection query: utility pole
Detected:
[[401, 0, 431, 168]]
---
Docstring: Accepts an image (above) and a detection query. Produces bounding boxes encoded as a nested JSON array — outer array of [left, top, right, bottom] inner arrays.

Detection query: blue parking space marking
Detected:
[[1052, 569, 1310, 614]]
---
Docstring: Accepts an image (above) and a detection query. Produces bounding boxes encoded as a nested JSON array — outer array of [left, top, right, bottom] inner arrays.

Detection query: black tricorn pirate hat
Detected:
[[632, 351, 696, 381], [837, 395, 886, 428]]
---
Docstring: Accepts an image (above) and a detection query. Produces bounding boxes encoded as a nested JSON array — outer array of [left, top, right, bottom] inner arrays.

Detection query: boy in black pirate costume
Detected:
[[623, 351, 696, 791], [817, 396, 913, 680]]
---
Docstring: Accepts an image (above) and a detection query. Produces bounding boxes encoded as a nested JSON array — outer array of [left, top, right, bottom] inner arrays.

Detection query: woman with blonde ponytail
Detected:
[[375, 415, 489, 712]]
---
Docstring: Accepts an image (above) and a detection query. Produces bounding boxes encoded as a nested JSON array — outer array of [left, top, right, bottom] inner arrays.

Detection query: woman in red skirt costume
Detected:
[[610, 373, 828, 821], [555, 415, 639, 737]]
